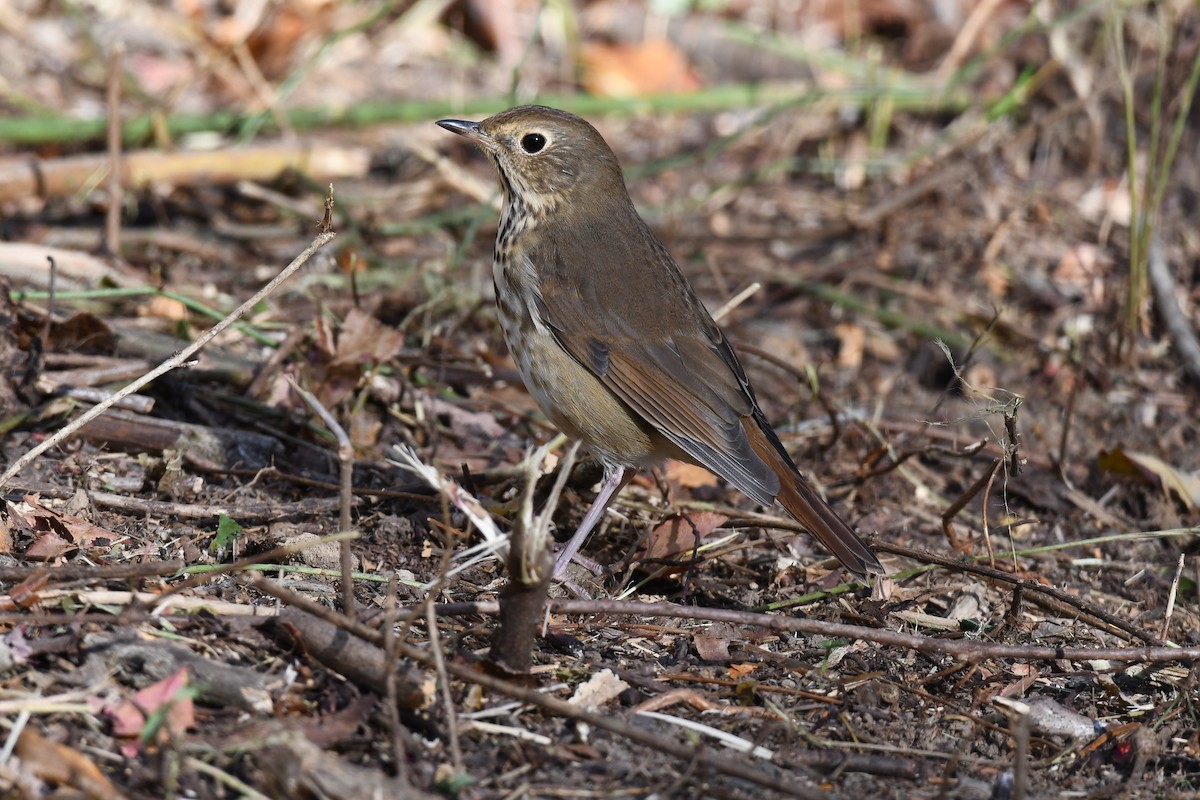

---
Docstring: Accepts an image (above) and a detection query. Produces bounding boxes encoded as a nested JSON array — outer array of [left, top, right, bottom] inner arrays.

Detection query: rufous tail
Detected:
[[742, 417, 884, 577]]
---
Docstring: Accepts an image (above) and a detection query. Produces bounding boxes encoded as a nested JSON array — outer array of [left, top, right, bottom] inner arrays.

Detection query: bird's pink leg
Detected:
[[553, 467, 635, 578]]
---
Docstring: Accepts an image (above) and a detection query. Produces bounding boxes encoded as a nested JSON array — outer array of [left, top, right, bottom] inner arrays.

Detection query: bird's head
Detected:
[[437, 105, 626, 215]]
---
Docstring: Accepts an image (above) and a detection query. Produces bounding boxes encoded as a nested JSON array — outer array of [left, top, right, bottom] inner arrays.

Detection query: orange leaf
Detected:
[[14, 727, 123, 799], [728, 663, 758, 680], [581, 39, 702, 98], [663, 461, 718, 491]]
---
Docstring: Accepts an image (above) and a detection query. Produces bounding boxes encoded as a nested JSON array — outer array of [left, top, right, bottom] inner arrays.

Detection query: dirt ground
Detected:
[[1, 1, 1199, 798]]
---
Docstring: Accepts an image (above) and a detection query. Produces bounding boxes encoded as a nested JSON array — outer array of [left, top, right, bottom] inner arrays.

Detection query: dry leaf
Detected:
[[643, 511, 728, 564], [694, 622, 743, 663], [106, 666, 196, 757], [693, 633, 731, 662], [9, 569, 51, 609], [568, 669, 629, 710], [0, 626, 32, 673], [728, 663, 758, 680], [1099, 449, 1200, 510], [835, 322, 865, 370], [663, 461, 718, 491], [144, 295, 188, 321], [1076, 179, 1132, 227], [12, 496, 121, 560], [16, 310, 116, 355], [581, 39, 702, 98], [14, 726, 126, 800], [349, 406, 384, 448], [25, 529, 75, 560], [333, 309, 405, 367], [419, 394, 505, 440]]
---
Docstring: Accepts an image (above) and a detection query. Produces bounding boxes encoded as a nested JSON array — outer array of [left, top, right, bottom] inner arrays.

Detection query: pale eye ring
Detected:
[[521, 133, 547, 153]]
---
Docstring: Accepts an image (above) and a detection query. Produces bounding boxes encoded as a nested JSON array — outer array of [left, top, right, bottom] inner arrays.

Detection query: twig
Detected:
[[245, 327, 306, 399], [33, 380, 154, 413], [490, 441, 578, 673], [3, 483, 341, 523], [873, 539, 1163, 645], [1161, 553, 1186, 642], [710, 281, 761, 323], [421, 598, 1195, 663], [382, 574, 407, 781], [426, 601, 462, 772], [232, 41, 296, 140], [0, 561, 184, 583], [0, 146, 370, 207], [1055, 363, 1081, 490], [1148, 235, 1200, 385], [0, 227, 337, 489], [287, 376, 356, 615], [933, 0, 1005, 84], [405, 459, 466, 772], [128, 531, 357, 618], [978, 456, 1005, 569], [993, 697, 1030, 800], [249, 576, 821, 798], [941, 458, 1000, 551], [269, 604, 431, 710], [104, 45, 124, 257]]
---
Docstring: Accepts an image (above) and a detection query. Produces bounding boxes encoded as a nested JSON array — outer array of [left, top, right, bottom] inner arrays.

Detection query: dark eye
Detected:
[[520, 133, 546, 153]]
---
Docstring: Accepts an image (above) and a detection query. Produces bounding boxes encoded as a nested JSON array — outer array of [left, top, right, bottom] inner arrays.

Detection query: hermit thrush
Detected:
[[438, 106, 884, 579]]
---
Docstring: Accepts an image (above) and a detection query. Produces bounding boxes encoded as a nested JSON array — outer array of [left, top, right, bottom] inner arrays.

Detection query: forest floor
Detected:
[[1, 1, 1199, 798]]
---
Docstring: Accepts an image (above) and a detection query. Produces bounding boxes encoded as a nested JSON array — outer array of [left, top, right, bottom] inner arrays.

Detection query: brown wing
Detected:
[[530, 207, 883, 576], [530, 209, 782, 507]]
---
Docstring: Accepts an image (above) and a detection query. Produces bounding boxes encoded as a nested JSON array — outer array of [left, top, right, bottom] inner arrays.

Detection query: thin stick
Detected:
[[993, 697, 1030, 800], [104, 45, 124, 256], [539, 598, 1193, 663], [427, 600, 462, 772], [287, 376, 356, 615], [1148, 235, 1200, 384], [934, 0, 1004, 84], [940, 458, 998, 551], [185, 756, 271, 800], [1161, 553, 1186, 642], [711, 281, 761, 323], [232, 41, 296, 140], [382, 573, 408, 781], [979, 456, 1004, 569], [0, 228, 337, 489], [249, 576, 820, 798], [1055, 366, 1080, 490]]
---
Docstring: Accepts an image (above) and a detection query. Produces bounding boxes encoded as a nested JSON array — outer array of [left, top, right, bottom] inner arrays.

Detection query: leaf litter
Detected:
[[1, 1, 1199, 797]]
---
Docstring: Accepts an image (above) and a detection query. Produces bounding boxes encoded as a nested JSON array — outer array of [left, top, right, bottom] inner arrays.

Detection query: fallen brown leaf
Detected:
[[581, 39, 702, 98], [14, 726, 126, 800]]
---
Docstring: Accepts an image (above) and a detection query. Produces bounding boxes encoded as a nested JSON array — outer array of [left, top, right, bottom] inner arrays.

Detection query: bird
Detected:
[[437, 106, 884, 579]]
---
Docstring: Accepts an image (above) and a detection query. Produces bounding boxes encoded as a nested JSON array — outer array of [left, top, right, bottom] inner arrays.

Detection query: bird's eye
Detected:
[[520, 133, 547, 154]]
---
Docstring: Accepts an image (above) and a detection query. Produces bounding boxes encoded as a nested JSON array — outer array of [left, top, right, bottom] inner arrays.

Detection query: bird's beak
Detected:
[[437, 119, 490, 146]]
